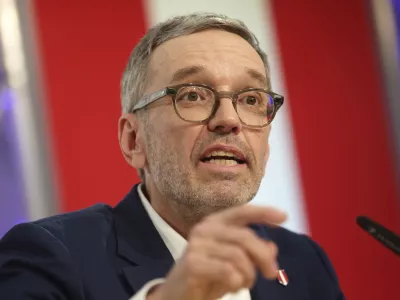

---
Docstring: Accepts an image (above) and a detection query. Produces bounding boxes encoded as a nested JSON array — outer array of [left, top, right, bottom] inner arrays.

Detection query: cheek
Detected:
[[149, 109, 202, 160], [172, 124, 203, 160], [248, 131, 271, 163]]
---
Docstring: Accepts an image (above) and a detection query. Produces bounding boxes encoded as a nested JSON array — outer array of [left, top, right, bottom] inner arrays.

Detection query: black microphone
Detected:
[[356, 216, 400, 257]]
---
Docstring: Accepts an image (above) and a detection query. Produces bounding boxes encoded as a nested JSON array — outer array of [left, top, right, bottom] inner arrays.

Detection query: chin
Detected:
[[201, 183, 255, 206]]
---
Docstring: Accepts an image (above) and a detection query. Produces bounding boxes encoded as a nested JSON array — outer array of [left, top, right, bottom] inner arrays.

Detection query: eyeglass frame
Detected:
[[131, 83, 284, 128]]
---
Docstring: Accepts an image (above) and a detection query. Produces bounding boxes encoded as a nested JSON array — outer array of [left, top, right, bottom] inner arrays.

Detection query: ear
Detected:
[[118, 113, 146, 169]]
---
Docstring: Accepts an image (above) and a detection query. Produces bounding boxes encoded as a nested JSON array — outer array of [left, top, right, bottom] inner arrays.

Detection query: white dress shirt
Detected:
[[130, 184, 251, 300]]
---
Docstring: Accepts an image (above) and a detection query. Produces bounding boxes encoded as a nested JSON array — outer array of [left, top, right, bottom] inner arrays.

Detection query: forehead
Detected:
[[148, 30, 267, 88]]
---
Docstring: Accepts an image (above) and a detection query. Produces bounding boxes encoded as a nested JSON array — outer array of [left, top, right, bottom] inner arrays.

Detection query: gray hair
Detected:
[[120, 12, 271, 114]]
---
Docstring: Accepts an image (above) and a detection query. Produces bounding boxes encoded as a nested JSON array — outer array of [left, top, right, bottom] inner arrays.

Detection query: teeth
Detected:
[[207, 150, 236, 158], [225, 160, 237, 166], [208, 159, 238, 166]]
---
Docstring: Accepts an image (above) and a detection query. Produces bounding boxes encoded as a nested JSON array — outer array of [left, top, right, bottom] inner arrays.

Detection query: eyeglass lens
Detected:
[[174, 85, 275, 126]]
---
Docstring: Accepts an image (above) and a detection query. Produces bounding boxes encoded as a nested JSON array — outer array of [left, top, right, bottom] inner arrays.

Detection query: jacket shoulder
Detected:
[[261, 225, 335, 264], [30, 204, 113, 243], [0, 205, 114, 300], [0, 204, 114, 250]]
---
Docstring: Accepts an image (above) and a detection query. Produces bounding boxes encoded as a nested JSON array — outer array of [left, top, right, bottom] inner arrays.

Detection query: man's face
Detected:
[[141, 30, 271, 217]]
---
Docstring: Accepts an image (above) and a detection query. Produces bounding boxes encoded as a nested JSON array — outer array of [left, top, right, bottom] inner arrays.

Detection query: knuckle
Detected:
[[190, 222, 210, 238], [239, 260, 256, 287], [228, 246, 245, 261], [228, 272, 244, 291], [220, 262, 235, 278], [245, 265, 256, 283], [184, 253, 201, 274], [236, 228, 257, 243], [265, 241, 278, 257], [186, 237, 202, 251], [247, 271, 256, 287]]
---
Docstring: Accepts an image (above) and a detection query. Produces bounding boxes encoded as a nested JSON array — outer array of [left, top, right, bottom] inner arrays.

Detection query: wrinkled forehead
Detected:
[[147, 30, 268, 89]]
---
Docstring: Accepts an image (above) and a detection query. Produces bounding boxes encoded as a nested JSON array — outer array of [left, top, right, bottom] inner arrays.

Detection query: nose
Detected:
[[207, 97, 242, 135]]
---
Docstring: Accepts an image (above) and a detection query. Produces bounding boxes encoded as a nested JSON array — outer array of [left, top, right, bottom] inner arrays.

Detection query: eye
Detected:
[[184, 91, 201, 101], [238, 93, 262, 106], [176, 87, 210, 102], [244, 96, 258, 105]]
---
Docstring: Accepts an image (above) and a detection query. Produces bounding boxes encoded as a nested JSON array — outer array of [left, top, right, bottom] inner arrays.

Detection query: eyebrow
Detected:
[[245, 68, 269, 88], [169, 65, 269, 87], [170, 65, 206, 84]]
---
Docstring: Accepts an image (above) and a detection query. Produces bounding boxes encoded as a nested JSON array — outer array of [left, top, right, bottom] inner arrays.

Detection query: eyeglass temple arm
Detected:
[[132, 88, 169, 112]]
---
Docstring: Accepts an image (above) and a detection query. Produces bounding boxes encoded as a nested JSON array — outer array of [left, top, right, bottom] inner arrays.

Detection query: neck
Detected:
[[143, 181, 197, 239]]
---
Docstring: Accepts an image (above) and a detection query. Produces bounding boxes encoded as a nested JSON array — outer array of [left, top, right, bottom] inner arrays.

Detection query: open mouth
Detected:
[[200, 150, 246, 166]]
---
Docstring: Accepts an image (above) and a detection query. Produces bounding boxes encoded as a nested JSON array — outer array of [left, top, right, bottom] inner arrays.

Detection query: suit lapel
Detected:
[[249, 225, 311, 300], [112, 186, 309, 299], [113, 185, 175, 293]]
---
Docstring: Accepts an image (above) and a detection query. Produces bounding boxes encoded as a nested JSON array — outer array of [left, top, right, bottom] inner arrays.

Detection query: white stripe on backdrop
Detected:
[[145, 0, 308, 233]]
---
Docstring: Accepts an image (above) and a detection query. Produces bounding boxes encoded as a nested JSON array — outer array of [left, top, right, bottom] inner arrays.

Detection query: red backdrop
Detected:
[[33, 0, 145, 210], [33, 0, 399, 299], [272, 0, 399, 298]]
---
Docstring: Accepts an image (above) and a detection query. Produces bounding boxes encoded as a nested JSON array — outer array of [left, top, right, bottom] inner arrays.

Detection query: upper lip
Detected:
[[200, 144, 247, 163]]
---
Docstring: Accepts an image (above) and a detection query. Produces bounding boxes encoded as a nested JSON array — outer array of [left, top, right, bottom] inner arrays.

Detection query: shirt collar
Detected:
[[138, 184, 187, 260]]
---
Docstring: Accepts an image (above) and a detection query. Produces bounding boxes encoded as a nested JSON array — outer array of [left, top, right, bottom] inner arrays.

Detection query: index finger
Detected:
[[210, 204, 287, 227]]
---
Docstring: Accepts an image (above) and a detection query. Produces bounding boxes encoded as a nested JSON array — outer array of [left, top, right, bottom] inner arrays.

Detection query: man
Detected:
[[0, 13, 345, 300]]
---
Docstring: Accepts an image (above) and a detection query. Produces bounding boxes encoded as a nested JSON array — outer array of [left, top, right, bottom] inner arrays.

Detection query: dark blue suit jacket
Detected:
[[0, 185, 345, 299]]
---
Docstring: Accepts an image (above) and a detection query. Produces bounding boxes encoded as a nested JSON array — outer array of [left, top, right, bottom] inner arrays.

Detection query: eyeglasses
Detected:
[[132, 83, 284, 128]]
